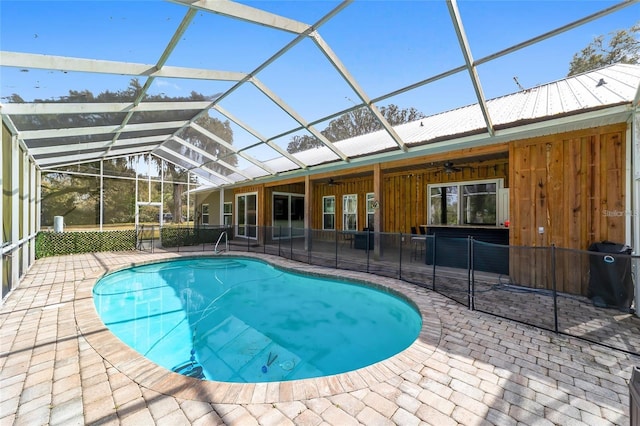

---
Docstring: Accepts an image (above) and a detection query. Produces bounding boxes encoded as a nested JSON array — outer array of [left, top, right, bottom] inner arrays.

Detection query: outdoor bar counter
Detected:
[[424, 225, 510, 275]]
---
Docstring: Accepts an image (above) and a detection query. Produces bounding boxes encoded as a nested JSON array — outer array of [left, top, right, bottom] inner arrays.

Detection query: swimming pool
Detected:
[[93, 257, 422, 383]]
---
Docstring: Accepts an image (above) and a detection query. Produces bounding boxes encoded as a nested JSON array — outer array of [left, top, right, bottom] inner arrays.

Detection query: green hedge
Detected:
[[36, 230, 136, 258], [160, 226, 230, 248]]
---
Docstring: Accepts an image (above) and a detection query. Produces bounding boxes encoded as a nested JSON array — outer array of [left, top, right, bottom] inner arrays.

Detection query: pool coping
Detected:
[[74, 251, 442, 404]]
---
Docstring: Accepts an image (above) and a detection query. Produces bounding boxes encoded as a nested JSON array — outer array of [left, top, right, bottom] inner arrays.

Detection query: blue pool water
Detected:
[[93, 257, 422, 383]]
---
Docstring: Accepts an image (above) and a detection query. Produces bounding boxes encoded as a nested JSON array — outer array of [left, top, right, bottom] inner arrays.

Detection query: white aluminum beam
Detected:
[[446, 0, 494, 137], [155, 146, 234, 184], [37, 150, 137, 166], [104, 8, 200, 159], [170, 0, 311, 34], [310, 31, 408, 152], [250, 77, 349, 161], [189, 122, 276, 175], [0, 51, 247, 82], [213, 104, 307, 169], [149, 1, 351, 175], [172, 135, 253, 180], [1, 101, 214, 115], [107, 145, 159, 157], [29, 135, 170, 156], [19, 120, 188, 140], [475, 0, 640, 67]]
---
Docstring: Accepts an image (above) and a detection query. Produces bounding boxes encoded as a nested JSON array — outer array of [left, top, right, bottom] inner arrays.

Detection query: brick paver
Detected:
[[1, 250, 639, 425]]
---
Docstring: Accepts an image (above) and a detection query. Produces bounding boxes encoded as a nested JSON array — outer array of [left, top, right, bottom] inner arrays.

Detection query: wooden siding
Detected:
[[383, 160, 509, 234], [509, 124, 627, 294], [226, 124, 628, 297], [232, 183, 306, 228], [306, 158, 510, 234], [263, 183, 305, 227], [312, 177, 374, 231]]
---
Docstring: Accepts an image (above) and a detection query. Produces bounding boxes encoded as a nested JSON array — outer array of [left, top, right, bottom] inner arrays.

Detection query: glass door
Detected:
[[236, 193, 257, 238], [272, 193, 305, 239]]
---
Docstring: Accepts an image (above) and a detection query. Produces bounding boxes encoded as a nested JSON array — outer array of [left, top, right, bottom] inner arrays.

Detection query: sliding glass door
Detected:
[[272, 192, 304, 239], [236, 193, 257, 238]]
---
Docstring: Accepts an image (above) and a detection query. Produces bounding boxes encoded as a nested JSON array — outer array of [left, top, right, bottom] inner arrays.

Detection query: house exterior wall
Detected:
[[195, 190, 235, 226], [222, 123, 628, 255], [509, 123, 627, 294], [510, 123, 626, 249]]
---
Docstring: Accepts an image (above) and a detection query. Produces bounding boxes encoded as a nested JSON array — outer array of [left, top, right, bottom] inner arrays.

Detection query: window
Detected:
[[462, 183, 497, 225], [366, 193, 375, 230], [343, 194, 357, 231], [428, 186, 458, 225], [201, 204, 209, 224], [323, 196, 335, 230], [223, 202, 232, 226], [236, 193, 257, 238], [428, 179, 501, 226]]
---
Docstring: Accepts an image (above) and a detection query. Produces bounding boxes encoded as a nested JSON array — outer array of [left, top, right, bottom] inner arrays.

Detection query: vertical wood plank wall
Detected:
[[312, 178, 374, 231], [307, 160, 509, 234], [509, 123, 627, 294], [382, 161, 509, 234], [233, 183, 305, 231], [224, 124, 628, 296]]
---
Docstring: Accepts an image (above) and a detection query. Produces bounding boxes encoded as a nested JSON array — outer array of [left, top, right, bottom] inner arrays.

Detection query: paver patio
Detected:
[[1, 250, 639, 425]]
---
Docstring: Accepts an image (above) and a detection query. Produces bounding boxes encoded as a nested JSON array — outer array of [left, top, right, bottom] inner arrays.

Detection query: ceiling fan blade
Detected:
[[443, 161, 461, 173]]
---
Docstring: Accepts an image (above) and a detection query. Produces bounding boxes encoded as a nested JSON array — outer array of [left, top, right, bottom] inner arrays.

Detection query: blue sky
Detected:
[[1, 0, 638, 157]]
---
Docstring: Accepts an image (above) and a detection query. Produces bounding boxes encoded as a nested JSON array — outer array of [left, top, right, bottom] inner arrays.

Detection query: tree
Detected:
[[287, 104, 425, 153], [568, 22, 640, 76]]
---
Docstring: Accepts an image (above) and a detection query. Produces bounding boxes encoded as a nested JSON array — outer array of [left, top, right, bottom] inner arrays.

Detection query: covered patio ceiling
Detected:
[[1, 0, 639, 188]]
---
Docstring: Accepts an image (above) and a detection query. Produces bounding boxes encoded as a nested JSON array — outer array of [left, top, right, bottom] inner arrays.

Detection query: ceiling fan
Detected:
[[442, 161, 462, 174], [326, 177, 341, 186]]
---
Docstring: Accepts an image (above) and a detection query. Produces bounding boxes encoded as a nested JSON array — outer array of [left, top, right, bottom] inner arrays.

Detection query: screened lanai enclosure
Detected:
[[38, 155, 196, 230], [2, 0, 640, 331]]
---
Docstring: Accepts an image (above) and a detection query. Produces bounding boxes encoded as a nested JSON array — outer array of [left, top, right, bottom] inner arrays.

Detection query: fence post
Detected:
[[468, 236, 474, 310], [290, 226, 293, 260], [335, 229, 338, 269], [551, 244, 559, 333], [431, 235, 436, 291], [278, 226, 282, 257], [366, 230, 370, 273], [399, 232, 403, 280], [307, 228, 312, 265]]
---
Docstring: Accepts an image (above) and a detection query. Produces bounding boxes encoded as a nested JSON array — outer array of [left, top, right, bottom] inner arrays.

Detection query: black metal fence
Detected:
[[158, 226, 640, 356]]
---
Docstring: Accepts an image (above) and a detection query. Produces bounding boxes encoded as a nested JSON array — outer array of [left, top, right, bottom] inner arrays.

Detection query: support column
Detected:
[[0, 125, 4, 296], [219, 187, 225, 226], [373, 163, 382, 258], [186, 172, 191, 225], [11, 135, 19, 286], [35, 167, 41, 260], [631, 109, 640, 316], [29, 162, 36, 264], [305, 175, 312, 251], [22, 153, 29, 273], [99, 160, 104, 231]]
